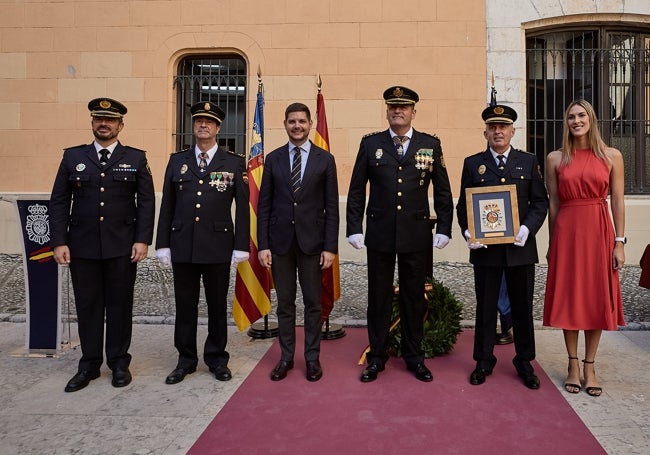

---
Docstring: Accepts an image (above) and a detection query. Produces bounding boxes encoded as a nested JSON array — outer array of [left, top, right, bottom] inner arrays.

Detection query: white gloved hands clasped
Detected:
[[514, 225, 529, 247], [347, 233, 364, 250], [231, 250, 250, 265], [433, 233, 450, 249], [464, 230, 487, 250], [155, 248, 171, 266]]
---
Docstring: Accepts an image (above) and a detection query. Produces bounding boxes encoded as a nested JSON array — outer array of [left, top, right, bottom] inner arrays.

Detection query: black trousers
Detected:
[[171, 262, 230, 370], [366, 248, 427, 368], [271, 238, 323, 362], [70, 255, 136, 371], [473, 264, 536, 373]]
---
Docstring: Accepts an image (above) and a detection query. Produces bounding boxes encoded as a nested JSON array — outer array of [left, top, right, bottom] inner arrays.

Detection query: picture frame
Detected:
[[465, 184, 520, 245]]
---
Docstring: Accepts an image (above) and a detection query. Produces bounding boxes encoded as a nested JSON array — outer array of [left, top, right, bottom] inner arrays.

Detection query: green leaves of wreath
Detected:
[[388, 277, 463, 358]]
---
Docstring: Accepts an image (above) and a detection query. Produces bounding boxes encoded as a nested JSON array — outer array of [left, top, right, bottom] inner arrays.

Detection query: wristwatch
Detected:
[[614, 236, 627, 244]]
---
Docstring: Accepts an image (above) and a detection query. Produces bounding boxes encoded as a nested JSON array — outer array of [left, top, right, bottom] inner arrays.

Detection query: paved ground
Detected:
[[0, 254, 648, 454], [1, 254, 648, 328]]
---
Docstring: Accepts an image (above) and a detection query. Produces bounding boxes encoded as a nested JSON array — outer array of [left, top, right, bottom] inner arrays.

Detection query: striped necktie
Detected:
[[199, 152, 208, 171], [291, 147, 302, 192], [393, 136, 408, 159]]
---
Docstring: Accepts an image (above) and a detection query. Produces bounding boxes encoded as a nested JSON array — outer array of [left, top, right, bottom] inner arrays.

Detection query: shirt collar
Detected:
[[94, 141, 118, 154], [490, 146, 511, 162], [289, 140, 311, 154], [389, 127, 413, 140], [195, 143, 218, 160]]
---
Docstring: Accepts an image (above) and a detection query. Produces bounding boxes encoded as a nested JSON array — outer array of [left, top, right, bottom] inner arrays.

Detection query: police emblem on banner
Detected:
[[25, 204, 50, 245]]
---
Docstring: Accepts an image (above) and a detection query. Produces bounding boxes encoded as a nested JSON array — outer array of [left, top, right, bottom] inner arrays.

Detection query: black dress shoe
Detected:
[[210, 365, 232, 381], [112, 367, 132, 388], [360, 362, 384, 383], [496, 328, 514, 345], [306, 360, 323, 382], [518, 371, 540, 389], [469, 367, 492, 385], [270, 360, 294, 381], [409, 363, 433, 382], [64, 370, 101, 392], [165, 367, 197, 384]]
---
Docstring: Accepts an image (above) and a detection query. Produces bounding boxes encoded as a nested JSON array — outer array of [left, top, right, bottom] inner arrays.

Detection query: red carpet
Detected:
[[189, 329, 605, 455]]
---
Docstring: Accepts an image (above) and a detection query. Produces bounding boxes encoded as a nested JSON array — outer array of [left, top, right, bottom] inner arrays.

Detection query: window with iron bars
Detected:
[[526, 28, 650, 194], [174, 55, 247, 156]]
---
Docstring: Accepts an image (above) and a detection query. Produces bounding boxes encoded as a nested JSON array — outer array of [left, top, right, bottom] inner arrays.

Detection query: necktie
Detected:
[[99, 149, 110, 167], [291, 147, 302, 193], [497, 154, 506, 170], [199, 152, 209, 171], [393, 136, 408, 159]]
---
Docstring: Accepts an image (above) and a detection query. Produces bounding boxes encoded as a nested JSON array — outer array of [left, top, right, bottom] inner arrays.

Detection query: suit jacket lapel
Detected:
[[405, 130, 424, 162], [482, 149, 501, 176], [106, 142, 125, 169], [85, 144, 102, 169], [299, 141, 320, 194]]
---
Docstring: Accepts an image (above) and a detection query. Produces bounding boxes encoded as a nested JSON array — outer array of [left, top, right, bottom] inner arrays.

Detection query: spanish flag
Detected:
[[314, 89, 340, 320], [233, 86, 273, 331]]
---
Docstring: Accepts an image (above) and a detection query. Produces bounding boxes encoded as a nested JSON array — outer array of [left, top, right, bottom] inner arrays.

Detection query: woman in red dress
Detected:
[[544, 99, 626, 397]]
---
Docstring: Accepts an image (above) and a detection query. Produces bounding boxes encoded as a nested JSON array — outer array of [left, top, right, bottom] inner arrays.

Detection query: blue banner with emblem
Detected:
[[15, 198, 61, 351]]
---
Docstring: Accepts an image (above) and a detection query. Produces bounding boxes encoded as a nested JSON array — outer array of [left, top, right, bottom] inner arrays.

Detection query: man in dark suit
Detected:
[[456, 104, 548, 389], [50, 97, 155, 392], [258, 102, 339, 382], [155, 101, 250, 384], [346, 86, 454, 383]]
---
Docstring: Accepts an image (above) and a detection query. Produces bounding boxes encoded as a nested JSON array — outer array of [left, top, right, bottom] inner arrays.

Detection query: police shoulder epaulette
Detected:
[[420, 131, 440, 141], [515, 148, 535, 156], [124, 146, 146, 153], [64, 144, 88, 152], [227, 150, 246, 159], [362, 131, 382, 139], [170, 148, 190, 156]]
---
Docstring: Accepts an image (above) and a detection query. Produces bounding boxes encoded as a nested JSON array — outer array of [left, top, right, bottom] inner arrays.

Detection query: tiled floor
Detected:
[[0, 322, 647, 454]]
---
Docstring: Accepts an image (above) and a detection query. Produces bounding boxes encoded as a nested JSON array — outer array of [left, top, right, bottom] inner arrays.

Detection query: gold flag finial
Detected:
[[317, 73, 322, 92]]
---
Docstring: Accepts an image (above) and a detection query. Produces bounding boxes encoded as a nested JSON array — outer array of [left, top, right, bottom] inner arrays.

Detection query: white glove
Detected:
[[348, 233, 364, 250], [433, 233, 450, 249], [155, 248, 171, 266], [231, 250, 250, 264], [514, 225, 529, 247], [464, 230, 487, 250]]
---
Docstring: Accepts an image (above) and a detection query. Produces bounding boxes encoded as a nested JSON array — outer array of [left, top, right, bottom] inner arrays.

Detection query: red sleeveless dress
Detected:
[[543, 149, 625, 330]]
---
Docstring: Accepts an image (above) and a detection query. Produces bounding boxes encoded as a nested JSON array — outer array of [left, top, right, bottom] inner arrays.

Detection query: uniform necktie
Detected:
[[497, 154, 506, 170], [291, 147, 302, 192], [99, 149, 110, 167], [199, 151, 209, 171], [393, 136, 408, 159]]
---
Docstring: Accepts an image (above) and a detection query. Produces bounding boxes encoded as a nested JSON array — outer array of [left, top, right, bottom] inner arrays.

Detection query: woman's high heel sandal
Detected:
[[564, 357, 581, 394], [582, 359, 602, 397]]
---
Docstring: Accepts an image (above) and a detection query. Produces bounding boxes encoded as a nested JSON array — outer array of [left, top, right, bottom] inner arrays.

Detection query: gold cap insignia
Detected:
[[393, 87, 404, 97], [204, 103, 211, 111], [493, 107, 504, 115], [99, 100, 111, 109]]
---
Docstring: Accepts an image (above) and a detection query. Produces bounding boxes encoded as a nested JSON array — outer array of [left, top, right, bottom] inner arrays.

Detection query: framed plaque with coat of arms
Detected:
[[466, 185, 520, 244]]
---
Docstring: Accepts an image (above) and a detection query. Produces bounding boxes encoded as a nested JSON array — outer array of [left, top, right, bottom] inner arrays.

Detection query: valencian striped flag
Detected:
[[233, 86, 272, 331], [314, 90, 340, 320]]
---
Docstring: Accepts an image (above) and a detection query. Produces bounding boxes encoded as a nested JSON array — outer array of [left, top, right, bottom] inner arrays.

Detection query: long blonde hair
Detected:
[[560, 99, 608, 165]]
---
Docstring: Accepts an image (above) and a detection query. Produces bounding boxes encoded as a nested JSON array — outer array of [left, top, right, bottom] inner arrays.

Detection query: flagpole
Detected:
[[246, 66, 279, 339], [315, 73, 346, 341]]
